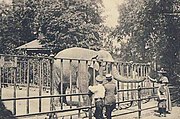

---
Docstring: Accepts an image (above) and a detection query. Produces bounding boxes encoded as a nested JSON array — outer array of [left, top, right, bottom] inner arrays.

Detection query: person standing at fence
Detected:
[[158, 70, 172, 113], [88, 75, 105, 119], [157, 81, 167, 117], [104, 74, 117, 119], [148, 68, 172, 114]]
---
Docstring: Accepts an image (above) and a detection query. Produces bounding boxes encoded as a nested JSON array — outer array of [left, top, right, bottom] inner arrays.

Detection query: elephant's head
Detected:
[[88, 50, 146, 83]]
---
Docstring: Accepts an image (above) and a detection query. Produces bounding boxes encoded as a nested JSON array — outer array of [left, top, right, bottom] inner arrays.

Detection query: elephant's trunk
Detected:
[[112, 65, 146, 83]]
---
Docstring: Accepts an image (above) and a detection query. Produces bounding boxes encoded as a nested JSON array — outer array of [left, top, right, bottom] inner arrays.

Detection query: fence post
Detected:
[[49, 54, 55, 118], [152, 82, 155, 95], [89, 95, 93, 119], [138, 85, 141, 119], [0, 56, 4, 99], [27, 60, 30, 114], [0, 67, 1, 100], [13, 67, 17, 115]]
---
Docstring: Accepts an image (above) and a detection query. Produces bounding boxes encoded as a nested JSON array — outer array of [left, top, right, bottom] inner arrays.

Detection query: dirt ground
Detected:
[[112, 101, 180, 119]]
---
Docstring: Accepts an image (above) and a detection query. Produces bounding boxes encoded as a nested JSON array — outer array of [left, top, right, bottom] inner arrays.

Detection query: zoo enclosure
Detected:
[[0, 54, 160, 119]]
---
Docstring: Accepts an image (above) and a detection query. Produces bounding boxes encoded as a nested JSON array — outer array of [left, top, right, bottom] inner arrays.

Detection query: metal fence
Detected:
[[0, 54, 159, 119]]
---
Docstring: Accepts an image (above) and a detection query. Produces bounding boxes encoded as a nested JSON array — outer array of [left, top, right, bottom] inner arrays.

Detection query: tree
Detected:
[[112, 0, 180, 74], [0, 0, 38, 54], [32, 0, 105, 53], [112, 0, 164, 62], [160, 0, 180, 74], [0, 0, 106, 54]]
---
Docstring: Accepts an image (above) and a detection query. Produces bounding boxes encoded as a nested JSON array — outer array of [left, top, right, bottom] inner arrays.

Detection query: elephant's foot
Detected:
[[53, 97, 67, 107], [53, 97, 61, 107], [66, 101, 82, 107]]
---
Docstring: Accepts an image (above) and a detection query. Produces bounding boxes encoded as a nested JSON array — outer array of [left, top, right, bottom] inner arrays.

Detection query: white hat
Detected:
[[106, 74, 112, 80]]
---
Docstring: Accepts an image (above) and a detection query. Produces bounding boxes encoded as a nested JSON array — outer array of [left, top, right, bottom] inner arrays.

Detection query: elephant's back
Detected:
[[55, 47, 97, 60]]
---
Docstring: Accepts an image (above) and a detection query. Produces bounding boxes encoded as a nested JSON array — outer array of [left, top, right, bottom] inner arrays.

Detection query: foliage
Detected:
[[33, 0, 105, 53], [0, 3, 17, 54], [0, 0, 106, 54], [112, 0, 180, 74], [0, 0, 38, 54]]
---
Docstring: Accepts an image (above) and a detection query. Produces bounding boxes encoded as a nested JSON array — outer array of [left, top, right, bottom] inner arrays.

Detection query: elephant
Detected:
[[53, 47, 146, 106]]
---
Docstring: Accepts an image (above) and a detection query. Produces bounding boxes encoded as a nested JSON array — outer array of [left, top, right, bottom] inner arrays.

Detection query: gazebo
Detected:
[[16, 36, 51, 56]]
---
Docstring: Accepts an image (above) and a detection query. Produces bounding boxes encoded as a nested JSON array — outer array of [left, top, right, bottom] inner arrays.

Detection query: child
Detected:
[[88, 75, 105, 119], [157, 83, 167, 117]]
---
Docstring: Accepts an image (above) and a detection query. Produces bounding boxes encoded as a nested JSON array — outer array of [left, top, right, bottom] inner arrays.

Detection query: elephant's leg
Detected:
[[78, 80, 90, 107], [53, 86, 61, 107], [58, 82, 68, 105], [88, 68, 99, 86], [53, 82, 68, 106]]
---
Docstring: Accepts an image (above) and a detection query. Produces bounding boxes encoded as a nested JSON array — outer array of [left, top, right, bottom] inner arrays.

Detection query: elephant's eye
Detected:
[[100, 62, 106, 67], [100, 64, 106, 68]]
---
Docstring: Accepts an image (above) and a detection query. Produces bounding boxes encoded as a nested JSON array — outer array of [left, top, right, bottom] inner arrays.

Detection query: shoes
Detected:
[[159, 114, 166, 117], [159, 114, 163, 117], [166, 111, 171, 114]]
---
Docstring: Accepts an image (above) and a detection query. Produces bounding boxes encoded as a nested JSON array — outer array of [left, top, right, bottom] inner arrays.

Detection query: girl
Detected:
[[158, 82, 167, 117]]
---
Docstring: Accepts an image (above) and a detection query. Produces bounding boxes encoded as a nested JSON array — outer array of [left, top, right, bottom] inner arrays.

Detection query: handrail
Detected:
[[15, 106, 91, 118], [1, 93, 88, 101]]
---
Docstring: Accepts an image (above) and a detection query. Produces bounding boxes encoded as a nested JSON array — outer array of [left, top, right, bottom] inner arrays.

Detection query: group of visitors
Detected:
[[88, 74, 117, 119], [89, 68, 172, 119]]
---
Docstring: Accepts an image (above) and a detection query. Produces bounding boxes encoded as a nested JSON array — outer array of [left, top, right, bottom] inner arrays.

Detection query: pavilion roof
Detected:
[[16, 39, 44, 50]]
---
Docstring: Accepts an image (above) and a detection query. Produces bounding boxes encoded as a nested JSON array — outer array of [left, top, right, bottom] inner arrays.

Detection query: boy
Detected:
[[88, 75, 105, 119]]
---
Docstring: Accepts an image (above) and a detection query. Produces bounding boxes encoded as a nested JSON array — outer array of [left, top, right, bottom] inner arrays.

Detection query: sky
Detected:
[[102, 0, 125, 28], [0, 0, 125, 28]]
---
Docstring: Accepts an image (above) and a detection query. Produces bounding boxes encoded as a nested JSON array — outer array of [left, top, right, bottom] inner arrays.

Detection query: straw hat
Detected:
[[96, 75, 105, 82], [161, 77, 169, 83], [157, 68, 167, 74]]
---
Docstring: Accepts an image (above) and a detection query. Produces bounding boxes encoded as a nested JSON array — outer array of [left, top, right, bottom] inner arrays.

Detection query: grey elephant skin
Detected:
[[53, 47, 145, 106]]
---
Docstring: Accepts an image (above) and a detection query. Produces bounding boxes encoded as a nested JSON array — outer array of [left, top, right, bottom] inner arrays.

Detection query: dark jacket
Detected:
[[104, 80, 117, 105]]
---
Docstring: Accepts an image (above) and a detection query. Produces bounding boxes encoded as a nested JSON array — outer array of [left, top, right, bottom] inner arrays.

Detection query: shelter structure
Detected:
[[16, 34, 51, 56]]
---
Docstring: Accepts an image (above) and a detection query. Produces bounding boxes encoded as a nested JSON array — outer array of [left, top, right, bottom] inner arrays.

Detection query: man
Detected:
[[104, 74, 117, 119], [88, 75, 105, 119]]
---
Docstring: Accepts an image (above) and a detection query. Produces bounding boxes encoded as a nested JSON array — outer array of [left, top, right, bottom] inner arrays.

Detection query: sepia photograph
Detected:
[[0, 0, 180, 119]]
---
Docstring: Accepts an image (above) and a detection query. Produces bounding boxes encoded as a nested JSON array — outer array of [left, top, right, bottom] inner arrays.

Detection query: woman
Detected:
[[157, 81, 167, 117], [148, 69, 172, 113]]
